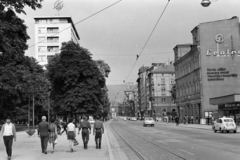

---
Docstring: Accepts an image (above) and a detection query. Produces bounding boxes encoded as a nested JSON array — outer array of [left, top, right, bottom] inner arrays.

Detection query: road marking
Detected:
[[178, 148, 194, 155]]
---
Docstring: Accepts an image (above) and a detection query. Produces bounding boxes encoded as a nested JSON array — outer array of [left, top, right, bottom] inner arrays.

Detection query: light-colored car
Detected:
[[213, 117, 237, 133], [131, 117, 137, 121], [88, 116, 95, 124], [143, 117, 155, 127], [123, 117, 127, 121]]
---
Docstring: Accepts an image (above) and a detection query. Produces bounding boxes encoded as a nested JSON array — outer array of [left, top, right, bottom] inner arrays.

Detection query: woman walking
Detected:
[[48, 118, 58, 153], [67, 118, 76, 152]]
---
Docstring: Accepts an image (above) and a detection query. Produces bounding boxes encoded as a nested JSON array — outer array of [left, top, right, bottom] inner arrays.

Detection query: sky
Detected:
[[19, 0, 240, 85]]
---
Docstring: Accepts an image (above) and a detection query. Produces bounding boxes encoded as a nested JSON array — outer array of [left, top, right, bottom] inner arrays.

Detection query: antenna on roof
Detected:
[[53, 0, 63, 16]]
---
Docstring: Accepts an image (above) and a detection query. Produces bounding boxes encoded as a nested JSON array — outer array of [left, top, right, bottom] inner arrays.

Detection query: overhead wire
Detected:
[[112, 0, 171, 102], [28, 0, 122, 48]]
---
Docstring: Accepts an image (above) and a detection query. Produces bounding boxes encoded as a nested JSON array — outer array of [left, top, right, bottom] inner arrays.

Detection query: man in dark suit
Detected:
[[78, 116, 91, 149], [93, 116, 104, 149], [38, 116, 49, 154]]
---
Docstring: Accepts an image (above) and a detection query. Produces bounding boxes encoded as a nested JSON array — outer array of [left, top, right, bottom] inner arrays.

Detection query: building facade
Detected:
[[174, 17, 240, 124], [136, 66, 149, 119], [147, 64, 176, 118], [34, 16, 80, 66]]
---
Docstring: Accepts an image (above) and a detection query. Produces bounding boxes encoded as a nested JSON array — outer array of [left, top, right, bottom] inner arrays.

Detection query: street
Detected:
[[109, 119, 240, 160]]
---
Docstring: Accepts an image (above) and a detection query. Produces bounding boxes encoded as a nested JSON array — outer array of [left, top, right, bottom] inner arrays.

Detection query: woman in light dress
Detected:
[[67, 118, 76, 152]]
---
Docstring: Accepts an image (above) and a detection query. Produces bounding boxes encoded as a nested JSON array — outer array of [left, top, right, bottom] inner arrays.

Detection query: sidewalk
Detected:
[[0, 126, 110, 160], [156, 121, 240, 132]]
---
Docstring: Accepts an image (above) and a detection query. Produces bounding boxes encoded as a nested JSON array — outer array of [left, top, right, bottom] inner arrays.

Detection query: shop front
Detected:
[[210, 94, 240, 125]]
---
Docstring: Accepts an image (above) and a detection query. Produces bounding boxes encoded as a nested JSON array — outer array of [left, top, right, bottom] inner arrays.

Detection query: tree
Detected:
[[0, 0, 46, 120], [47, 41, 106, 117]]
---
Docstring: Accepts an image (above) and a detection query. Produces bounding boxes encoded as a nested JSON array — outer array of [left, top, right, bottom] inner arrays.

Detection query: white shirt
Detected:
[[3, 123, 13, 136], [67, 123, 75, 131]]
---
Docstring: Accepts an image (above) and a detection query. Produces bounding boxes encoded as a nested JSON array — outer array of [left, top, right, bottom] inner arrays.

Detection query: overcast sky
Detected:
[[20, 0, 240, 85]]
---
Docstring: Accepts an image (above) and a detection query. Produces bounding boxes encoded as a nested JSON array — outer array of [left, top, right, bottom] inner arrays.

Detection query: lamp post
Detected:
[[201, 0, 218, 7]]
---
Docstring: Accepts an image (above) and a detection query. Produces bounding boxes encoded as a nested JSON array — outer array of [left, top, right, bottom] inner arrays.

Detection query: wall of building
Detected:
[[199, 17, 240, 112]]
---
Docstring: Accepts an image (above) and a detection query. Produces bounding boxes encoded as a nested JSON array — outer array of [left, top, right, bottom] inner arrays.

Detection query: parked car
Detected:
[[143, 117, 155, 127], [213, 117, 237, 133], [123, 117, 127, 121], [131, 117, 137, 121]]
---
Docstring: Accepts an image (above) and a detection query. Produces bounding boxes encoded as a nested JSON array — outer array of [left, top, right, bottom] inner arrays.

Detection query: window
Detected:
[[162, 93, 166, 96], [38, 55, 46, 62], [161, 78, 165, 84], [161, 87, 166, 92], [38, 27, 46, 34], [38, 37, 46, 43], [47, 46, 59, 52], [37, 19, 46, 24], [47, 27, 59, 33], [52, 19, 59, 23], [47, 37, 59, 43], [170, 78, 175, 84], [162, 98, 166, 103], [38, 46, 46, 52]]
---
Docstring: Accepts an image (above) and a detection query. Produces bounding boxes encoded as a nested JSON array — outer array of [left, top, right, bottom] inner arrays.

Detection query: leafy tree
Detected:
[[0, 0, 46, 120], [47, 41, 106, 117]]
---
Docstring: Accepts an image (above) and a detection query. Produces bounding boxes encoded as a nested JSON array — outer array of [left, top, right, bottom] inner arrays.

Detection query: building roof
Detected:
[[151, 64, 175, 74], [34, 16, 80, 40], [138, 66, 149, 74]]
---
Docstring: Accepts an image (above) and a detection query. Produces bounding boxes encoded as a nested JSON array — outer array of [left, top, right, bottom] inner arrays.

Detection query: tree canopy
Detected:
[[47, 41, 107, 116]]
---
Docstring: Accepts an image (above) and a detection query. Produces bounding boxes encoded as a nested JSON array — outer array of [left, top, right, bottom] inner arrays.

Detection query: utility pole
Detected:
[[32, 95, 35, 130]]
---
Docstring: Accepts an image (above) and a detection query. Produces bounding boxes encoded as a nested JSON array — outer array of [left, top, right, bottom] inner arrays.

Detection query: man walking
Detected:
[[0, 116, 17, 160], [93, 116, 104, 149], [38, 116, 49, 154], [78, 116, 91, 149]]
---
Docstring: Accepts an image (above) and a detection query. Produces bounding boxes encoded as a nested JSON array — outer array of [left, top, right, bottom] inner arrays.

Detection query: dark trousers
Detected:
[[82, 129, 89, 144], [40, 134, 49, 152], [3, 136, 13, 157], [95, 130, 102, 146]]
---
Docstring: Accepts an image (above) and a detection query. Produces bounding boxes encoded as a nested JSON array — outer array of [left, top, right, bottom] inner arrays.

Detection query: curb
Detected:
[[104, 121, 115, 160]]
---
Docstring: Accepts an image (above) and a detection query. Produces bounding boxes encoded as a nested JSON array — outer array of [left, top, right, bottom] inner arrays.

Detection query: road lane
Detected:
[[115, 120, 240, 160]]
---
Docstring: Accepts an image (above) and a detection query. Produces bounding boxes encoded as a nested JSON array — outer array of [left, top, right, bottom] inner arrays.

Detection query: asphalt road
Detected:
[[110, 120, 240, 160]]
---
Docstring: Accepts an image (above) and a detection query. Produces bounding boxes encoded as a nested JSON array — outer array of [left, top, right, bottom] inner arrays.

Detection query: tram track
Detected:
[[110, 121, 199, 160]]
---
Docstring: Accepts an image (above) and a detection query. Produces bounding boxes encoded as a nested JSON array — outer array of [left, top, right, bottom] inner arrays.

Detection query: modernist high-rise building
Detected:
[[34, 16, 80, 66]]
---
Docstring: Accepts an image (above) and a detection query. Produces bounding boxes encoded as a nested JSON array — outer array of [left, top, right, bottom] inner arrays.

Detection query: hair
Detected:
[[42, 116, 47, 120], [96, 116, 100, 120], [82, 116, 87, 120], [50, 118, 55, 123], [68, 118, 73, 123]]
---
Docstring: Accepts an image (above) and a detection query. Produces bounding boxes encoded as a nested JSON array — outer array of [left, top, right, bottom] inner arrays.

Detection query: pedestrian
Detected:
[[48, 118, 57, 153], [191, 115, 194, 124], [38, 116, 49, 154], [61, 121, 67, 135], [188, 116, 191, 124], [0, 116, 17, 160], [67, 118, 76, 152], [175, 116, 179, 126], [78, 116, 91, 149], [93, 116, 104, 149]]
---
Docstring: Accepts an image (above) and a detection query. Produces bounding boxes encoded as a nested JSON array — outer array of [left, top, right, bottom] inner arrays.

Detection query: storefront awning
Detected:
[[209, 93, 240, 105]]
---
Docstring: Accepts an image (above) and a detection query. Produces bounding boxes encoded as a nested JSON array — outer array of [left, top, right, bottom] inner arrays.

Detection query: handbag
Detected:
[[74, 138, 79, 146]]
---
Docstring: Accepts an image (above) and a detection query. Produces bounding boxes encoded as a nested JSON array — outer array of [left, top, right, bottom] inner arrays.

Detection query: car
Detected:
[[143, 117, 155, 127], [123, 117, 127, 121], [131, 117, 137, 121], [213, 117, 237, 133], [88, 116, 95, 124]]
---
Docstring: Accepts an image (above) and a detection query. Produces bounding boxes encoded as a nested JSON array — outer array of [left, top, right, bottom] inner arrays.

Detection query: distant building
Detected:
[[147, 63, 176, 118], [174, 17, 240, 124], [34, 16, 80, 66]]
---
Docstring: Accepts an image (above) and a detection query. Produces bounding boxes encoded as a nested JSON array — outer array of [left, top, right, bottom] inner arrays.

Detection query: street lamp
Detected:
[[201, 0, 218, 7]]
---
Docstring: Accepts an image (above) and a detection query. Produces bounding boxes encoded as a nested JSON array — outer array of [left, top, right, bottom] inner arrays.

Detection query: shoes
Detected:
[[51, 150, 54, 154], [44, 151, 47, 154], [71, 148, 73, 152], [96, 145, 99, 149], [42, 151, 44, 153]]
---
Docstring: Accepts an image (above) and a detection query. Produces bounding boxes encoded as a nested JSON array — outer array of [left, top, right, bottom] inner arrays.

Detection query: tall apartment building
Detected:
[[34, 16, 80, 66], [174, 17, 240, 124], [147, 64, 176, 118]]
